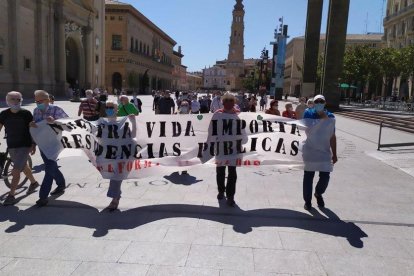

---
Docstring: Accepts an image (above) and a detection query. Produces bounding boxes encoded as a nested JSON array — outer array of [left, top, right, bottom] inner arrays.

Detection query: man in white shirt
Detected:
[[210, 91, 223, 113], [191, 97, 201, 114]]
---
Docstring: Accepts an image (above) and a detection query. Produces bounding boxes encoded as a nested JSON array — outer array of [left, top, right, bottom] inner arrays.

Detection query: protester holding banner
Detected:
[[214, 92, 240, 207], [78, 90, 99, 121], [302, 94, 337, 211], [31, 90, 69, 207], [0, 91, 39, 205], [118, 95, 139, 116], [265, 100, 281, 116], [100, 100, 137, 211]]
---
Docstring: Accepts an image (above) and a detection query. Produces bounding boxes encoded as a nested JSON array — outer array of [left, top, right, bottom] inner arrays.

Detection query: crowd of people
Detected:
[[0, 89, 337, 212]]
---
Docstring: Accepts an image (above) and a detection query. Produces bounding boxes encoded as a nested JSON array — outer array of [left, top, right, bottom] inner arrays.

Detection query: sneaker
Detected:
[[36, 198, 48, 207], [304, 202, 312, 211], [217, 192, 225, 200], [314, 193, 325, 208], [226, 198, 236, 207], [50, 187, 65, 196], [3, 195, 17, 206], [26, 182, 39, 195]]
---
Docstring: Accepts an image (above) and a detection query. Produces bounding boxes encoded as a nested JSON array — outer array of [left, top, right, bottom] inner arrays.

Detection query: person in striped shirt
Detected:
[[78, 89, 99, 121]]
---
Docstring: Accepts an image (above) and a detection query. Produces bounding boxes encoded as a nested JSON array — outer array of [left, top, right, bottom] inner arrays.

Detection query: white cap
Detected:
[[313, 94, 326, 102]]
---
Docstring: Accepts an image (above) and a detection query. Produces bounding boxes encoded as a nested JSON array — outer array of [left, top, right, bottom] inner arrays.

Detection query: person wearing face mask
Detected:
[[78, 89, 99, 121], [302, 94, 337, 211], [117, 95, 139, 116], [30, 90, 69, 207], [0, 92, 39, 205], [99, 101, 136, 211], [282, 103, 297, 119], [214, 93, 240, 207], [265, 100, 281, 116], [210, 91, 224, 113]]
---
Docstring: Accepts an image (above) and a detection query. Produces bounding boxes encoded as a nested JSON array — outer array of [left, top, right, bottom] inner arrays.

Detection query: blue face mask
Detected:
[[314, 103, 325, 112], [37, 103, 46, 110], [106, 108, 115, 117]]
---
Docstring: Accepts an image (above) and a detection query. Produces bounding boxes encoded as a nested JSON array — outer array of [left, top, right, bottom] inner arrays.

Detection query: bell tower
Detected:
[[226, 0, 245, 90]]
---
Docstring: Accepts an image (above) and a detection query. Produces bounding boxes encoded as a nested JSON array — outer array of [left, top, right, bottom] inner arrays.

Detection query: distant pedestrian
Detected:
[[249, 96, 257, 112], [78, 89, 99, 121], [158, 92, 175, 114], [282, 102, 296, 119], [265, 100, 281, 116], [302, 94, 337, 211], [295, 97, 307, 119], [130, 92, 143, 113], [153, 92, 161, 114], [259, 95, 267, 111], [191, 97, 201, 114]]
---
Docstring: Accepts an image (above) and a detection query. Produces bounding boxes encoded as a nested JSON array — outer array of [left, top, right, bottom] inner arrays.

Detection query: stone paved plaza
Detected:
[[0, 96, 413, 276]]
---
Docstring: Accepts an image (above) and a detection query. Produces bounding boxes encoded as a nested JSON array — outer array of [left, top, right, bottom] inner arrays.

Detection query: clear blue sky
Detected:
[[127, 0, 386, 72]]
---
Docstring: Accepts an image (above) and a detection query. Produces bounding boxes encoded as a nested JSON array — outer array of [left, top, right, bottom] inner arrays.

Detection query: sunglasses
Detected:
[[106, 106, 115, 109], [314, 100, 325, 104]]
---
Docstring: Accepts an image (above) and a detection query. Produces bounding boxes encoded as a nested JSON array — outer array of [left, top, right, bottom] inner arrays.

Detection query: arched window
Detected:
[[130, 37, 134, 52], [135, 40, 138, 52], [139, 42, 142, 52]]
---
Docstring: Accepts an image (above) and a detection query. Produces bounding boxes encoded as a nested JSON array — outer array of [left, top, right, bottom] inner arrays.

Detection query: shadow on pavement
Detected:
[[163, 172, 203, 185], [0, 202, 367, 248]]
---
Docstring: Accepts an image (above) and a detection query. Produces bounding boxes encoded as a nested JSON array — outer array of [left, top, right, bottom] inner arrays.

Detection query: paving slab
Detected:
[[118, 241, 191, 266], [0, 258, 80, 276], [146, 265, 219, 276], [71, 262, 149, 276]]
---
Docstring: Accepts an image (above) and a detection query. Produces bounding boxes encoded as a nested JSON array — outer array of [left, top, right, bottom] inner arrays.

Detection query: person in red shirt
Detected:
[[282, 102, 296, 119]]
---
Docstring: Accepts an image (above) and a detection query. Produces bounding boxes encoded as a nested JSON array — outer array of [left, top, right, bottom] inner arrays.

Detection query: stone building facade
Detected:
[[186, 73, 203, 91], [284, 34, 384, 96], [172, 47, 187, 91], [203, 66, 227, 90], [105, 0, 176, 94], [384, 0, 414, 48], [0, 0, 105, 98]]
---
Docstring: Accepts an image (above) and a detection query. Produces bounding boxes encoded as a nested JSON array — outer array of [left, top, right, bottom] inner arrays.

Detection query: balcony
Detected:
[[384, 3, 414, 23]]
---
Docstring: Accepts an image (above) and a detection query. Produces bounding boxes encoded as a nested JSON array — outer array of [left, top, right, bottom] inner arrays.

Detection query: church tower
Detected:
[[226, 0, 245, 90]]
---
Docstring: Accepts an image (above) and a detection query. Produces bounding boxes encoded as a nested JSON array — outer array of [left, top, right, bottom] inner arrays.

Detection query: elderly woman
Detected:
[[118, 95, 139, 116], [265, 100, 281, 116], [282, 102, 297, 119], [100, 100, 136, 211]]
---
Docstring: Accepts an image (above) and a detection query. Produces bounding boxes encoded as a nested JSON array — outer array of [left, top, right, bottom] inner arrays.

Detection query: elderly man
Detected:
[[0, 92, 39, 205], [78, 89, 99, 121], [118, 95, 139, 116], [302, 94, 337, 211], [31, 90, 69, 207]]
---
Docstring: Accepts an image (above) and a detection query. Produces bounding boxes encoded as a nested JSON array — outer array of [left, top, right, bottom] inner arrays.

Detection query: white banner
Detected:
[[30, 114, 335, 180]]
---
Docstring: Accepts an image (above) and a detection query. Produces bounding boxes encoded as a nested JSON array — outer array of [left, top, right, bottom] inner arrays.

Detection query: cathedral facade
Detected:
[[0, 0, 105, 98]]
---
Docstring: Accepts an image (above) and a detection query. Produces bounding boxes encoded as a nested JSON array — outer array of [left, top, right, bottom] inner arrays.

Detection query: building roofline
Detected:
[[105, 2, 177, 46]]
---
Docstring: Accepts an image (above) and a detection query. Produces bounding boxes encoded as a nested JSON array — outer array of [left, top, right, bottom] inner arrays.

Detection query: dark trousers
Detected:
[[216, 166, 237, 199], [303, 171, 330, 204], [39, 151, 66, 200]]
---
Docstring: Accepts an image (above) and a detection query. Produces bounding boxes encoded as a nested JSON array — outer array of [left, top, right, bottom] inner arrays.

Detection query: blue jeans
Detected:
[[39, 151, 66, 200], [107, 180, 122, 199], [303, 171, 330, 204]]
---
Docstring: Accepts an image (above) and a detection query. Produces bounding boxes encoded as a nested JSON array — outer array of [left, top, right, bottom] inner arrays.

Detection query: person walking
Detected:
[[302, 94, 337, 210], [265, 100, 281, 116], [0, 91, 39, 205], [210, 92, 223, 113], [78, 89, 99, 121], [31, 90, 69, 207], [158, 92, 175, 114], [214, 93, 240, 207]]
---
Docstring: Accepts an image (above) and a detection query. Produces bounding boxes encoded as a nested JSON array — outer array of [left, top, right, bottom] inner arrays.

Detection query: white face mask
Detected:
[[8, 102, 22, 111]]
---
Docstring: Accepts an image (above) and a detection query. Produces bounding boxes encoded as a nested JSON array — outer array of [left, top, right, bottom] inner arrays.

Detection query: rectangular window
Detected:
[[24, 57, 31, 70], [110, 16, 115, 20], [0, 54, 3, 67], [95, 55, 99, 64], [112, 35, 122, 50], [119, 16, 123, 21]]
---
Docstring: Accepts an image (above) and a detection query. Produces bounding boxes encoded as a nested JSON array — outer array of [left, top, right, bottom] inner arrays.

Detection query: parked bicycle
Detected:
[[0, 144, 33, 189]]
